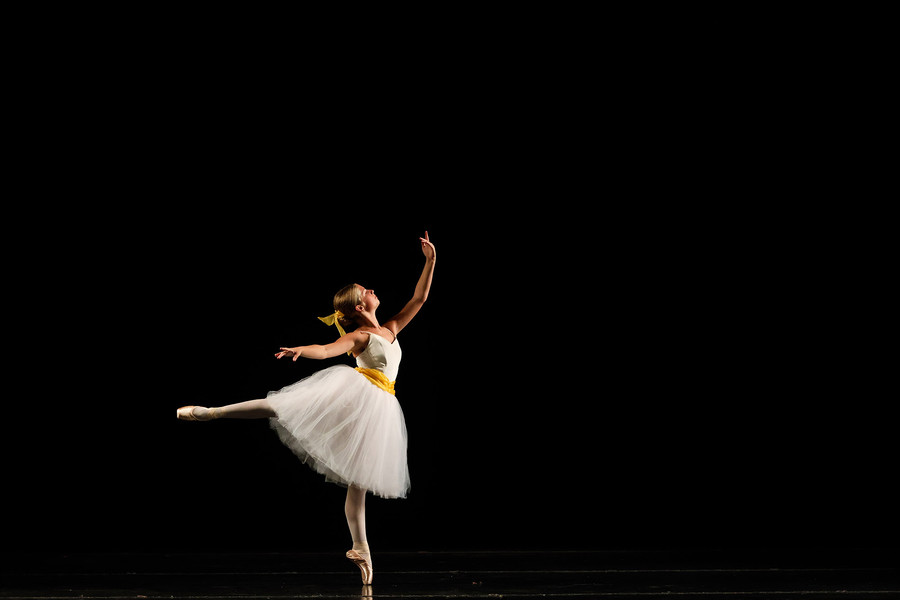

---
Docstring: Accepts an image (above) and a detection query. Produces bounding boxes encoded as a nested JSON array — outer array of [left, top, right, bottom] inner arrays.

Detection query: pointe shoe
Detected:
[[346, 549, 373, 585], [176, 406, 218, 421]]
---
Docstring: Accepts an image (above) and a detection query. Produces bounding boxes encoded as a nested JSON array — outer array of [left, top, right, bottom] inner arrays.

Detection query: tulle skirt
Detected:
[[267, 365, 410, 499]]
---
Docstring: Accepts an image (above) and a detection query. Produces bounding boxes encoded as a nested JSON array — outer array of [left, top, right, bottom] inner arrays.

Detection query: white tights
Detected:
[[345, 484, 368, 547], [201, 398, 276, 419], [193, 398, 370, 552]]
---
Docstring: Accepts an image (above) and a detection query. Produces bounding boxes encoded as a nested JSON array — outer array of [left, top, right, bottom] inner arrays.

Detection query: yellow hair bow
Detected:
[[318, 310, 347, 338], [318, 310, 353, 355]]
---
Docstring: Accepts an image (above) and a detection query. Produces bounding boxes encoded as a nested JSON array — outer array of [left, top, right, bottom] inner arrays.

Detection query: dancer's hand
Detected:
[[275, 347, 302, 361], [420, 231, 435, 261]]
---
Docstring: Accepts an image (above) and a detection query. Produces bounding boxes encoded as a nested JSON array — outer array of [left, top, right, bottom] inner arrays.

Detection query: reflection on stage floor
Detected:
[[2, 548, 898, 599]]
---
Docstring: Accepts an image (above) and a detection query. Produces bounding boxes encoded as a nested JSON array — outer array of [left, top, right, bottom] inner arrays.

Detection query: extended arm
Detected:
[[275, 330, 369, 361], [384, 232, 436, 336]]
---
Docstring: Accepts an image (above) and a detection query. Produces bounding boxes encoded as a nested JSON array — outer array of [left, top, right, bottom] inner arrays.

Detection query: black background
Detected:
[[6, 202, 894, 554], [2, 18, 895, 556]]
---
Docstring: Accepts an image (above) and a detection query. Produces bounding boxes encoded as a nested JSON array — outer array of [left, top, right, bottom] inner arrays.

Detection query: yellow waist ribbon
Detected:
[[355, 367, 396, 395]]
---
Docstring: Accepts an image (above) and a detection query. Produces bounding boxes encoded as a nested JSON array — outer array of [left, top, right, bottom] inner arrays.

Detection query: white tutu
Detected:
[[267, 363, 410, 499]]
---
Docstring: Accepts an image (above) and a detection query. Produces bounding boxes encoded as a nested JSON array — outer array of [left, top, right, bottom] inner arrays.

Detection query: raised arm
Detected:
[[384, 232, 436, 336]]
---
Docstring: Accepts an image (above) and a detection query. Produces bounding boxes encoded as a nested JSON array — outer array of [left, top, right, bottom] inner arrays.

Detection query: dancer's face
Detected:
[[356, 284, 380, 312]]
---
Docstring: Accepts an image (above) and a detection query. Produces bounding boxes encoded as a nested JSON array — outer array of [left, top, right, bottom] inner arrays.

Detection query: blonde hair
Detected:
[[333, 283, 362, 329]]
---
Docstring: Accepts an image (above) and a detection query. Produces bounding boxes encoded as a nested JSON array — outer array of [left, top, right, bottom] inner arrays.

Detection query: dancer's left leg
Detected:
[[176, 399, 276, 421]]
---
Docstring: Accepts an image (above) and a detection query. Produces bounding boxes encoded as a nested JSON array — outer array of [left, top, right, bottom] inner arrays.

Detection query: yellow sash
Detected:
[[355, 367, 396, 395]]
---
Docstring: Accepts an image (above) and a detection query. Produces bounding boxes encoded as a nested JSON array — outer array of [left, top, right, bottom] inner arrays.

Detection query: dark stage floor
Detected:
[[2, 548, 898, 599]]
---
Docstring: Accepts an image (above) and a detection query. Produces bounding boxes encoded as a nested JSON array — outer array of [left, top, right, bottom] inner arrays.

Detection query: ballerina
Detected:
[[177, 232, 436, 585]]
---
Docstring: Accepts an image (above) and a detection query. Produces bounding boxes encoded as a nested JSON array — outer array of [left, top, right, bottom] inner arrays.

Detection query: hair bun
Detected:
[[332, 283, 363, 329]]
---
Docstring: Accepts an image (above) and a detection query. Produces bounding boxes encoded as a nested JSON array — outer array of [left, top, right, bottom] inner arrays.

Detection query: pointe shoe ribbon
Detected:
[[346, 549, 373, 585]]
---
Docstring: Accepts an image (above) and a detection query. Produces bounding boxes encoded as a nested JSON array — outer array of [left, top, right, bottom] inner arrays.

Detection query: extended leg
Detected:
[[176, 399, 276, 421]]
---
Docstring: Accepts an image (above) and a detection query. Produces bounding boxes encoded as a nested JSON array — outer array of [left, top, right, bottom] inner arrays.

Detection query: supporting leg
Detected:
[[345, 485, 373, 584], [345, 485, 368, 545]]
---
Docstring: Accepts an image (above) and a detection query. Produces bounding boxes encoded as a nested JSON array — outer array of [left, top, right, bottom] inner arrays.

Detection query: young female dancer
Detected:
[[176, 232, 436, 585]]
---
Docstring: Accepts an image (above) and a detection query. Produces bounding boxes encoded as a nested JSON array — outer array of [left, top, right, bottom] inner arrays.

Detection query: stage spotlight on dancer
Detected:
[[177, 232, 436, 585]]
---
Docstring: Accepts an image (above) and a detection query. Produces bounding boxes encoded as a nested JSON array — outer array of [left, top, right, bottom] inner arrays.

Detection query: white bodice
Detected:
[[355, 332, 402, 381]]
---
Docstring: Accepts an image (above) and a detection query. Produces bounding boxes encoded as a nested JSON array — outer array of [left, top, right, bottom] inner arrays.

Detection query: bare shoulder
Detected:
[[321, 330, 368, 358], [356, 326, 397, 343], [380, 320, 401, 339], [346, 329, 372, 357]]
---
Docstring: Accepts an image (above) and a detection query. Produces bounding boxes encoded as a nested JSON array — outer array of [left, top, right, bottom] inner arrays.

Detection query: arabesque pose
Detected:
[[177, 232, 436, 585]]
